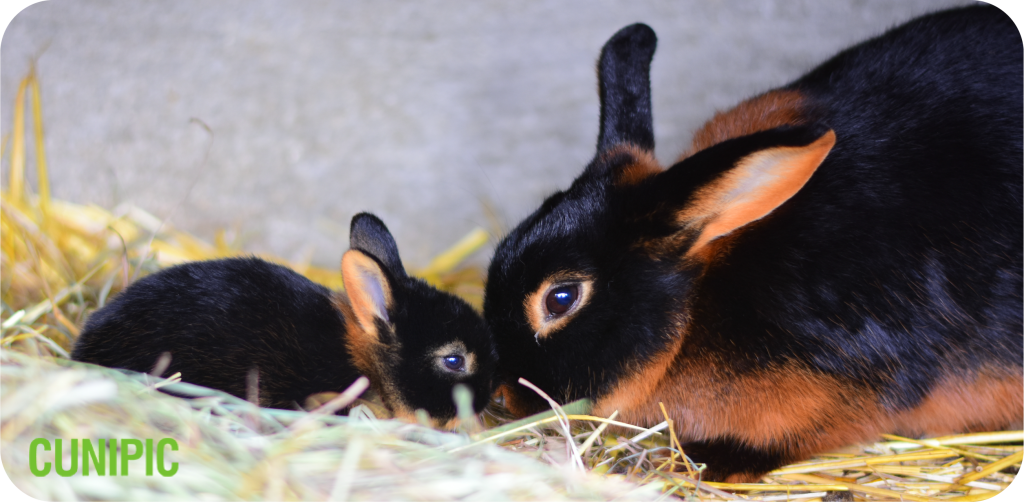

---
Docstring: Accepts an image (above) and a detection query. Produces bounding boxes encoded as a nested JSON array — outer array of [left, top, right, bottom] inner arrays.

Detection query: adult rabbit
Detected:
[[484, 5, 1021, 480]]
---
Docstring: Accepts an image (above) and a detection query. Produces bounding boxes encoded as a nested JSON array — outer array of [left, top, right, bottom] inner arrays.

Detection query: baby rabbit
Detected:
[[484, 5, 1021, 481], [73, 213, 496, 426]]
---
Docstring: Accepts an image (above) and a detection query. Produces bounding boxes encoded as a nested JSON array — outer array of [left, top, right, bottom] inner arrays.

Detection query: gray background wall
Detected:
[[1, 0, 980, 270]]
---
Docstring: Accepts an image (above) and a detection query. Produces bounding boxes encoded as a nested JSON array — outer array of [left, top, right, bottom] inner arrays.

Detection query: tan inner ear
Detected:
[[681, 130, 836, 257], [341, 249, 393, 340]]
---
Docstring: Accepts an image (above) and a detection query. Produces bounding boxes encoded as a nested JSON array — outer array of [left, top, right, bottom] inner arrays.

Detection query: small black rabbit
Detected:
[[73, 213, 496, 426], [484, 5, 1022, 480]]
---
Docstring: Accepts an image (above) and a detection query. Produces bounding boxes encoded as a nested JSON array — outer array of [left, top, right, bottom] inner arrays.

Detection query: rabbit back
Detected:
[[73, 257, 360, 409]]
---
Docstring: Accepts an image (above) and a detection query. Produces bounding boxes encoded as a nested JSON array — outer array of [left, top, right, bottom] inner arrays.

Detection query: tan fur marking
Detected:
[[592, 333, 683, 420], [892, 370, 1024, 435], [333, 293, 376, 378], [682, 90, 807, 160], [596, 359, 880, 453], [608, 144, 664, 185], [389, 406, 418, 423], [680, 130, 836, 258], [595, 351, 1023, 477], [498, 382, 545, 417], [523, 286, 547, 336], [366, 358, 414, 421], [436, 416, 462, 430], [334, 288, 412, 421]]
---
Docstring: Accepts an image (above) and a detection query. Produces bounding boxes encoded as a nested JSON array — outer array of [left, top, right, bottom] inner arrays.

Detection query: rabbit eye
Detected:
[[442, 354, 466, 372], [525, 275, 593, 340], [545, 284, 580, 317], [431, 343, 475, 376]]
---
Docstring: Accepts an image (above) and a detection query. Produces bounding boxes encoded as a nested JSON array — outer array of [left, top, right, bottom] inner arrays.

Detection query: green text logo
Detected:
[[29, 438, 179, 477]]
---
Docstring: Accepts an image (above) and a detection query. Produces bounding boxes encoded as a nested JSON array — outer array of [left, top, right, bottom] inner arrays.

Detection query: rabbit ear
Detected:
[[596, 23, 657, 155], [679, 127, 836, 258], [341, 249, 393, 339], [349, 213, 407, 279]]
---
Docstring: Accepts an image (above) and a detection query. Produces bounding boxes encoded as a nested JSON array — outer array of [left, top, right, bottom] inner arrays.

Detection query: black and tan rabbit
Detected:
[[73, 213, 496, 426], [484, 5, 1022, 480]]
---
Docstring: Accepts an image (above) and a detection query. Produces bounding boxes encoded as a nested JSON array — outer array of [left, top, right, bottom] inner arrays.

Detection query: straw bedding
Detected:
[[2, 71, 1019, 501]]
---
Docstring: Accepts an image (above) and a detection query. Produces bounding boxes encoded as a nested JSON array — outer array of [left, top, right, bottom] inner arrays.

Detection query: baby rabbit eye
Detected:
[[442, 354, 466, 372], [431, 342, 475, 376], [545, 284, 580, 317]]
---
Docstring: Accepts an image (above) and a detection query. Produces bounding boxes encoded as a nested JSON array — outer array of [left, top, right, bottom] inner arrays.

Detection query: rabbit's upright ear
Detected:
[[679, 126, 836, 258], [596, 23, 657, 156], [343, 213, 405, 340], [349, 213, 407, 279]]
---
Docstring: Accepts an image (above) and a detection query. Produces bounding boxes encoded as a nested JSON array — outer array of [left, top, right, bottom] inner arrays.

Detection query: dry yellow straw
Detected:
[[452, 413, 653, 453], [29, 67, 50, 212], [782, 473, 942, 502], [418, 227, 489, 284], [578, 410, 618, 459], [772, 449, 958, 475], [882, 431, 1024, 449], [881, 433, 998, 461], [956, 450, 1023, 486], [665, 476, 849, 493], [8, 76, 28, 203]]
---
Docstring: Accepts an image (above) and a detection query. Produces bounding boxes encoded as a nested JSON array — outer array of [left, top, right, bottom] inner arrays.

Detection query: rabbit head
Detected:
[[484, 24, 835, 416], [342, 213, 497, 426]]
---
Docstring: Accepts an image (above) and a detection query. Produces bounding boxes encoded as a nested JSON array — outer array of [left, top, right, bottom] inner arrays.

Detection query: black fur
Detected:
[[681, 437, 795, 482], [73, 257, 359, 409], [596, 23, 658, 153], [73, 213, 496, 421], [485, 4, 1022, 477]]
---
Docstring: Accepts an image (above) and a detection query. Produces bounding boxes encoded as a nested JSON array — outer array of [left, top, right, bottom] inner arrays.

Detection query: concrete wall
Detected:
[[2, 0, 975, 269]]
